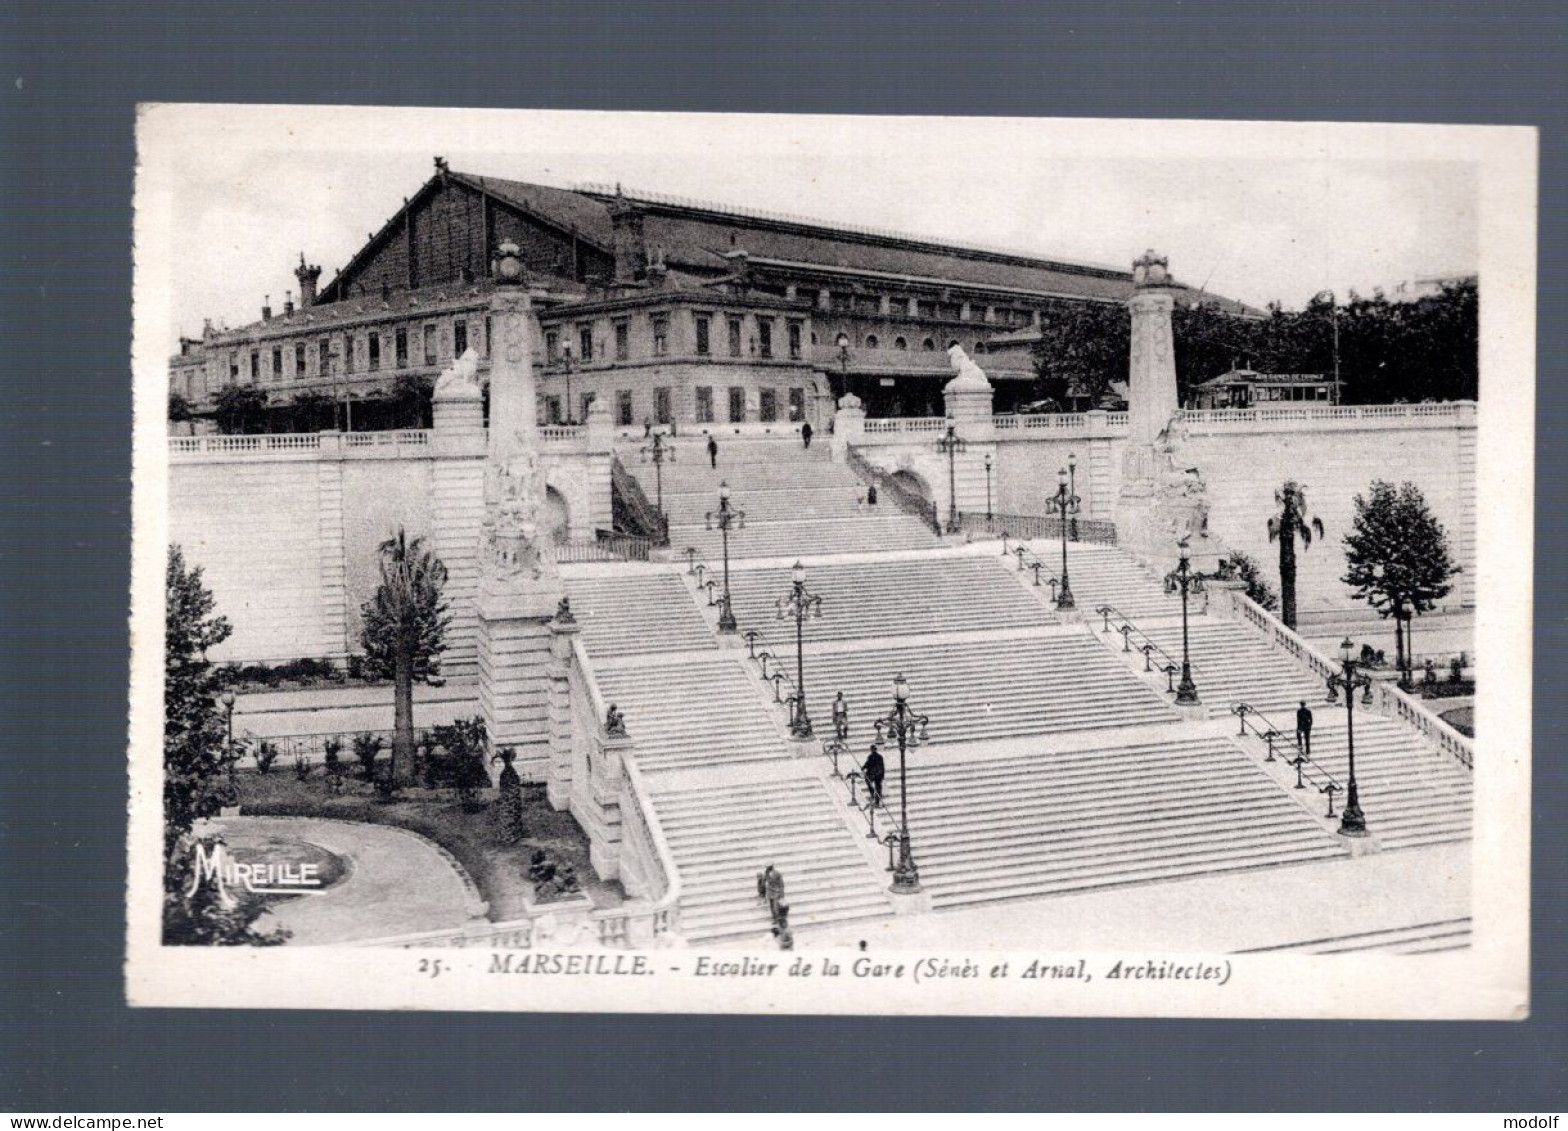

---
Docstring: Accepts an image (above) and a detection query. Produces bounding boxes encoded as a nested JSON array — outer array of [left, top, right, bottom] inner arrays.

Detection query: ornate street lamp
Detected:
[[984, 453, 993, 522], [936, 424, 967, 534], [1045, 459, 1081, 609], [1067, 452, 1079, 541], [776, 560, 824, 739], [874, 673, 929, 894], [639, 427, 676, 515], [1325, 636, 1374, 837], [706, 481, 745, 634], [1163, 536, 1221, 704]]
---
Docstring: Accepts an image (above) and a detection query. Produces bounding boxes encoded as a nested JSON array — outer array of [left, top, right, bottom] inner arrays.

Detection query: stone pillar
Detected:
[[831, 392, 865, 462], [1084, 410, 1114, 520], [475, 242, 565, 778], [583, 397, 615, 531], [942, 350, 996, 524], [1127, 250, 1179, 446], [544, 600, 579, 810], [1455, 401, 1476, 607], [315, 432, 349, 662]]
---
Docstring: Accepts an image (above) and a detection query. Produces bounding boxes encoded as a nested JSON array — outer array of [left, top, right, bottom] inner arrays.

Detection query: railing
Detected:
[[590, 755, 683, 946], [962, 512, 1117, 545], [237, 727, 430, 763], [555, 529, 654, 563], [1226, 590, 1475, 772], [170, 433, 322, 455], [610, 454, 670, 546], [844, 446, 942, 534], [990, 412, 1088, 431], [1178, 402, 1471, 431], [350, 918, 539, 949], [1232, 701, 1344, 816], [740, 628, 806, 732], [681, 546, 732, 616], [861, 417, 951, 435], [1093, 604, 1191, 693], [568, 637, 684, 946], [1372, 680, 1475, 771], [343, 429, 431, 450], [540, 424, 585, 443]]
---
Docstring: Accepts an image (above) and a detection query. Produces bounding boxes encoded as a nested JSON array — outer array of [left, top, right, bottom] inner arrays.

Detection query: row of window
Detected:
[[219, 317, 488, 388], [544, 313, 806, 365], [541, 385, 810, 426]]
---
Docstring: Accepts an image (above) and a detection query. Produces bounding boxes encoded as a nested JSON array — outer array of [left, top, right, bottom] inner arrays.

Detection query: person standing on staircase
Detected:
[[801, 420, 814, 449], [862, 744, 886, 807], [757, 864, 786, 922], [1296, 701, 1314, 760], [707, 434, 719, 469], [832, 692, 849, 741]]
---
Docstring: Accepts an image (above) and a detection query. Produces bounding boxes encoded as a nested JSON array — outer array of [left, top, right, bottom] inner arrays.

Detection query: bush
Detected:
[[423, 718, 491, 809], [1227, 550, 1278, 613], [346, 654, 365, 682], [253, 741, 280, 775], [322, 738, 344, 794], [1449, 656, 1464, 683], [493, 747, 526, 843], [352, 732, 384, 778], [291, 751, 312, 781]]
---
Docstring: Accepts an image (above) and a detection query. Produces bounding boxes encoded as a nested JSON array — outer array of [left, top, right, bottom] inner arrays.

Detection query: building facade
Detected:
[[171, 159, 1248, 431]]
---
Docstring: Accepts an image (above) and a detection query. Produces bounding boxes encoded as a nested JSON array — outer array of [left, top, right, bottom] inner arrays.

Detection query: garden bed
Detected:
[[234, 768, 623, 921], [1439, 705, 1474, 738]]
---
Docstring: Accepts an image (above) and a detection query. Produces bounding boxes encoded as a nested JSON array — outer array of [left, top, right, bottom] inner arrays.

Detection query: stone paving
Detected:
[[207, 815, 487, 944]]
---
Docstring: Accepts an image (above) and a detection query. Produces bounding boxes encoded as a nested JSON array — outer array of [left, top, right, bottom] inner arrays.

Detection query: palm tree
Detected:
[[359, 529, 450, 784], [1266, 481, 1325, 630]]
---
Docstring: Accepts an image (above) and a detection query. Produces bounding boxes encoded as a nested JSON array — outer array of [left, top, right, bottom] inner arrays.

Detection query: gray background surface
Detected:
[[0, 0, 1562, 1111]]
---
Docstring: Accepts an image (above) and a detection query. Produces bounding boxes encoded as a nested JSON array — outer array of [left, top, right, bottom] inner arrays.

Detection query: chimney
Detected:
[[294, 253, 322, 308], [283, 290, 295, 316], [261, 294, 273, 321], [607, 185, 647, 283]]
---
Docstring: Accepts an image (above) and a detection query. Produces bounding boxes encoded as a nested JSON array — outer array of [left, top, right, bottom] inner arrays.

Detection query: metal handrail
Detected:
[[1093, 603, 1196, 690], [964, 512, 1118, 546], [1232, 701, 1344, 816], [844, 445, 942, 534], [741, 627, 804, 731], [610, 454, 670, 546]]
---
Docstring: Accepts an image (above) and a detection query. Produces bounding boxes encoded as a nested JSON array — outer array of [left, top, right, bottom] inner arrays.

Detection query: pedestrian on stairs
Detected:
[[1296, 701, 1314, 759], [832, 692, 849, 740], [862, 744, 886, 807], [801, 421, 814, 449], [707, 434, 719, 469], [757, 864, 786, 922]]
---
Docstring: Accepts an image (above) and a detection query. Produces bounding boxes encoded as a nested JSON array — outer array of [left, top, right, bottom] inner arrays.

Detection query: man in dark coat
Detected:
[[757, 864, 786, 922], [801, 421, 813, 449], [707, 434, 719, 469], [862, 744, 886, 807], [1296, 701, 1313, 759]]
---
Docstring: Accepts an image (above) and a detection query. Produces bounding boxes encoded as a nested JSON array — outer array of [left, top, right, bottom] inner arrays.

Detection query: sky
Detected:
[[143, 107, 1481, 345]]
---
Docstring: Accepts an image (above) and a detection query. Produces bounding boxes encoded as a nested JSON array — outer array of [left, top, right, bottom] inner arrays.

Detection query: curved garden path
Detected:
[[208, 815, 487, 944]]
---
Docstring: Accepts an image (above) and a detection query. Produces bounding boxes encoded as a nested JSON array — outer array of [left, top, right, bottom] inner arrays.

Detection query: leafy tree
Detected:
[[289, 389, 337, 433], [493, 746, 526, 842], [168, 392, 194, 424], [1342, 480, 1458, 684], [1030, 300, 1130, 407], [1226, 548, 1278, 613], [359, 529, 451, 784], [385, 372, 435, 429], [163, 547, 283, 945], [1266, 481, 1325, 630], [212, 385, 270, 435]]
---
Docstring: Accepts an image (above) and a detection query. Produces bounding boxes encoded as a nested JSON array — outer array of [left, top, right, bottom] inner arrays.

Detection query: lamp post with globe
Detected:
[[706, 481, 745, 634], [1325, 636, 1375, 837], [776, 560, 824, 739], [874, 673, 930, 893]]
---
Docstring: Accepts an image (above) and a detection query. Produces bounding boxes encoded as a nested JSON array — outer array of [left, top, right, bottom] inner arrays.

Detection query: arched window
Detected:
[[974, 342, 986, 355], [948, 340, 960, 351], [865, 334, 879, 349], [810, 332, 818, 345], [893, 336, 907, 350], [922, 337, 935, 351]]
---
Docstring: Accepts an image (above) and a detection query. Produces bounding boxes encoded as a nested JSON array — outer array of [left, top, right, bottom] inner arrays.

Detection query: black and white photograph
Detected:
[[126, 106, 1533, 1018]]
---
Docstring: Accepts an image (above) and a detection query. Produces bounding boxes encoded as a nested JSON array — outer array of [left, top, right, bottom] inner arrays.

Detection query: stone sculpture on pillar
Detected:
[[476, 241, 565, 777], [1115, 251, 1219, 568]]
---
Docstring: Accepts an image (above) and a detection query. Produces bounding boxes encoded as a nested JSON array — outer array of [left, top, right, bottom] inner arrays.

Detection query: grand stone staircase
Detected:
[[559, 436, 1472, 946], [625, 436, 941, 560], [1135, 617, 1474, 849], [647, 775, 893, 943], [880, 734, 1350, 910]]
